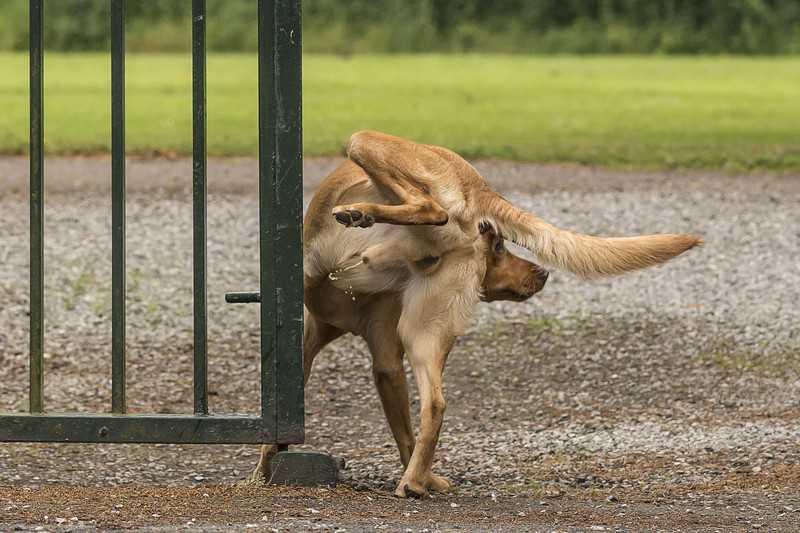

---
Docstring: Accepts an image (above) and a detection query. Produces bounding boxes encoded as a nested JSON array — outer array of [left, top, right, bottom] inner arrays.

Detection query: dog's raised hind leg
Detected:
[[333, 131, 450, 228], [333, 200, 448, 227]]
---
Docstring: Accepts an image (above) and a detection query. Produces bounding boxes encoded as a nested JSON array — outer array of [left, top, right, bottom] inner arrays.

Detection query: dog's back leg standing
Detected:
[[248, 309, 345, 483], [362, 296, 416, 469]]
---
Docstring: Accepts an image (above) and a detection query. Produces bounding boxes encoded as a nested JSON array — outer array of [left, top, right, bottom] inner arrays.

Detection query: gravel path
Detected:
[[0, 157, 798, 531]]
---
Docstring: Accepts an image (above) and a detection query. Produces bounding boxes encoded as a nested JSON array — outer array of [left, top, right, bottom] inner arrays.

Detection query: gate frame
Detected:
[[0, 0, 305, 445]]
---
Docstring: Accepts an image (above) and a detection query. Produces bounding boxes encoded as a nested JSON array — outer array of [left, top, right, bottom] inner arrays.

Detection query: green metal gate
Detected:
[[0, 0, 304, 445]]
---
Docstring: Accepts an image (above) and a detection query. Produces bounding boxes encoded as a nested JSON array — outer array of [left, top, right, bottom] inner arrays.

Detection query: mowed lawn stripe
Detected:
[[0, 53, 797, 171]]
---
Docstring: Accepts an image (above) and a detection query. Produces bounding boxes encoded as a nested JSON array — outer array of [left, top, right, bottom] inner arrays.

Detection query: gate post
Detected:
[[255, 0, 339, 486], [257, 0, 305, 444]]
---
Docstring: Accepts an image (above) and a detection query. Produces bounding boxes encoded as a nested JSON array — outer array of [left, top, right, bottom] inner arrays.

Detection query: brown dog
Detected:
[[249, 131, 701, 497]]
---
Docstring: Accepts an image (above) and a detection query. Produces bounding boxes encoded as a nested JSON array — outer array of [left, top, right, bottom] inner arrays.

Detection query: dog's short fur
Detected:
[[249, 131, 701, 497]]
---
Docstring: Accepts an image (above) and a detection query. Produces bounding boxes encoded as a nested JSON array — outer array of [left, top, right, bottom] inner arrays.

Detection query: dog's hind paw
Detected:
[[395, 481, 428, 499], [394, 479, 430, 500], [427, 474, 451, 493], [239, 466, 268, 487], [333, 206, 374, 228]]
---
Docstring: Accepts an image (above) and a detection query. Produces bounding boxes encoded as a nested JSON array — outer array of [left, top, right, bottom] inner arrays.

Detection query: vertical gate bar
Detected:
[[110, 0, 127, 414], [257, 0, 277, 430], [192, 0, 208, 415], [28, 0, 44, 414], [271, 0, 304, 442]]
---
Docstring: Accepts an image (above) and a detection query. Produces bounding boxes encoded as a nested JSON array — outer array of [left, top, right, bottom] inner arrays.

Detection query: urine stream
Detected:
[[328, 259, 364, 301]]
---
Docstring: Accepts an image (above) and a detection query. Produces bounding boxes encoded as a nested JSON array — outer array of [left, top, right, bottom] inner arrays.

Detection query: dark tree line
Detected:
[[0, 0, 798, 53]]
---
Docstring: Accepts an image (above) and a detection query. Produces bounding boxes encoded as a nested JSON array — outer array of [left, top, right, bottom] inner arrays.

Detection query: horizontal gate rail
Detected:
[[0, 414, 271, 444], [1, 0, 304, 446]]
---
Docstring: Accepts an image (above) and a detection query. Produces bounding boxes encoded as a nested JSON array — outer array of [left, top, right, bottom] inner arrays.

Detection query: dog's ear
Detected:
[[478, 220, 495, 235]]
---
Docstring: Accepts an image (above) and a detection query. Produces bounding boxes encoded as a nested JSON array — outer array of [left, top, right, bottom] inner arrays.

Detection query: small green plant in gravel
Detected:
[[63, 263, 97, 312], [476, 321, 513, 339], [89, 294, 110, 318], [144, 301, 161, 323], [526, 316, 566, 336], [128, 268, 144, 298], [520, 479, 545, 497], [695, 339, 800, 379]]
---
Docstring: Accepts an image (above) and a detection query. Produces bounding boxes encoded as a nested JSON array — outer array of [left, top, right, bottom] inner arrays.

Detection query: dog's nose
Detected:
[[538, 270, 549, 286]]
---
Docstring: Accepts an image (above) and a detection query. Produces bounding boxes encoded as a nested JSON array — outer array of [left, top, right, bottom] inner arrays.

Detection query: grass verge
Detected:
[[0, 53, 798, 171]]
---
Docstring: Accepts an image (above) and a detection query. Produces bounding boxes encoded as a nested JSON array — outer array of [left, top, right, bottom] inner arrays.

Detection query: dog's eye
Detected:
[[494, 240, 504, 253]]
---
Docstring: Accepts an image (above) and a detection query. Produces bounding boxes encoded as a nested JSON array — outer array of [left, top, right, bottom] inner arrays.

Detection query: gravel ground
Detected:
[[0, 156, 799, 531]]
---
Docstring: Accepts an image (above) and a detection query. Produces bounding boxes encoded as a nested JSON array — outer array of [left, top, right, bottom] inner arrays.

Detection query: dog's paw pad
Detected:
[[333, 210, 353, 226], [333, 208, 374, 228]]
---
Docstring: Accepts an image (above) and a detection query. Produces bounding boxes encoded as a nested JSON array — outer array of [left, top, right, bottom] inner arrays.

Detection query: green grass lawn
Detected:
[[0, 53, 798, 171]]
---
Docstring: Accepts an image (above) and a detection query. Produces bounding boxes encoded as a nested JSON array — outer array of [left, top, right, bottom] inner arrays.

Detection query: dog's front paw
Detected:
[[427, 474, 451, 493], [395, 478, 428, 499], [332, 206, 374, 228]]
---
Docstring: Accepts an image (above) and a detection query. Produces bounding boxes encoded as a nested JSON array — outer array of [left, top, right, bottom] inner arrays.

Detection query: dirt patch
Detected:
[[2, 484, 799, 531]]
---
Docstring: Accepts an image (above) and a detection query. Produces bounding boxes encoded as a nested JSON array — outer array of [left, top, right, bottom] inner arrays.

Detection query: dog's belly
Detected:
[[305, 278, 399, 335]]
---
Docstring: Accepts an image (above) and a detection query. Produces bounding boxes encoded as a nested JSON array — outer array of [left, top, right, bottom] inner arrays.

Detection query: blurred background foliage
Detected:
[[0, 0, 798, 54]]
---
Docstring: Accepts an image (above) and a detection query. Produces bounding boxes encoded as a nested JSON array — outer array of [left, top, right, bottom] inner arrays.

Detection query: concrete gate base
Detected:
[[268, 451, 342, 487]]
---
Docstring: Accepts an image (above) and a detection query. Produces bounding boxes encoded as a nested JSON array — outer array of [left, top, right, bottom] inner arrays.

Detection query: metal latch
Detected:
[[225, 291, 261, 304]]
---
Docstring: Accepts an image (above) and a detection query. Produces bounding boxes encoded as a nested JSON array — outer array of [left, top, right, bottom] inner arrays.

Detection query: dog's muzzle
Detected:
[[526, 268, 549, 296]]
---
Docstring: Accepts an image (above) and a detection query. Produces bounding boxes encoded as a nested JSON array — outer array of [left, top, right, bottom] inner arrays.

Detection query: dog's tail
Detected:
[[482, 192, 702, 278]]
